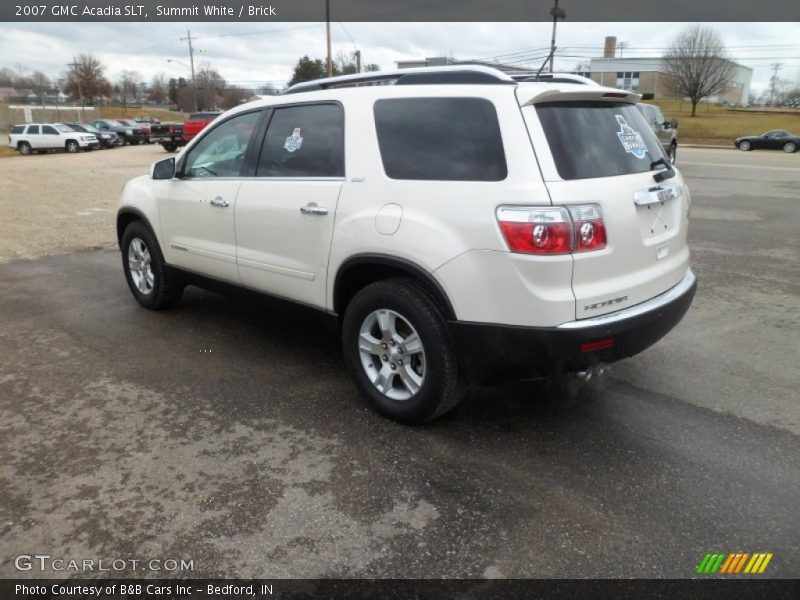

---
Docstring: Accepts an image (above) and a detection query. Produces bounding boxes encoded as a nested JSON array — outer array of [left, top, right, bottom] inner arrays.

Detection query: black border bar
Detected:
[[2, 579, 800, 600], [2, 0, 800, 22]]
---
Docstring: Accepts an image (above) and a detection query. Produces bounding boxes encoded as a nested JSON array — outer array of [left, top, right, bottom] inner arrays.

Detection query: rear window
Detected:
[[536, 101, 666, 180], [373, 98, 507, 181], [10, 125, 24, 134]]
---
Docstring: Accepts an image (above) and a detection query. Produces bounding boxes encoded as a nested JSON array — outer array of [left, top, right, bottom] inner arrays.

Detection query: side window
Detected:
[[42, 125, 58, 135], [373, 97, 507, 181], [183, 110, 261, 179], [27, 125, 40, 134], [256, 103, 344, 178]]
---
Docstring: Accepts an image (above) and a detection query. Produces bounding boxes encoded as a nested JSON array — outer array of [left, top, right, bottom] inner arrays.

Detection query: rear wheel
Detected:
[[65, 140, 79, 153], [119, 136, 128, 146], [18, 142, 32, 155], [121, 221, 183, 310], [342, 278, 461, 424], [739, 140, 751, 151], [784, 142, 797, 153]]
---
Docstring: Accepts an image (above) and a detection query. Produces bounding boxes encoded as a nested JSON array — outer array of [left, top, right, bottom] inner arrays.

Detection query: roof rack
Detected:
[[283, 65, 516, 95], [511, 73, 598, 86]]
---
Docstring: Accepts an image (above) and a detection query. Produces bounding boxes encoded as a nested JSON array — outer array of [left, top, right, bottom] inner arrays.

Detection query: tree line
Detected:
[[0, 51, 381, 112]]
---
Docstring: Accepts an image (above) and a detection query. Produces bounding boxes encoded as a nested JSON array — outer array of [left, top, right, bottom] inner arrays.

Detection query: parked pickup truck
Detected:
[[151, 111, 221, 152], [149, 122, 184, 152]]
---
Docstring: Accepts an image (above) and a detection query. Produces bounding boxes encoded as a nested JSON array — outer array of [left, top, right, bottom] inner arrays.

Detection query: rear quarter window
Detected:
[[536, 101, 666, 180], [10, 125, 25, 134], [373, 97, 507, 181]]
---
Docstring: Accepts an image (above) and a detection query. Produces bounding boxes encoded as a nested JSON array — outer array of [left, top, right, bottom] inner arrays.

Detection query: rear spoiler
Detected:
[[517, 85, 641, 106]]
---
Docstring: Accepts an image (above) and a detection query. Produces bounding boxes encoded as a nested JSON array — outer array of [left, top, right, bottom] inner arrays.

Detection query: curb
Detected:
[[682, 144, 735, 150]]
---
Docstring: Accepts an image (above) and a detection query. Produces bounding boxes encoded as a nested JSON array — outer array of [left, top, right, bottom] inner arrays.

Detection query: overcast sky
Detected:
[[1, 22, 798, 93]]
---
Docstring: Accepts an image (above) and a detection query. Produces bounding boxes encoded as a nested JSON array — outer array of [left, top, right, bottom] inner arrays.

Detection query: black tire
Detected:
[[130, 139, 140, 146], [121, 221, 183, 310], [784, 142, 797, 153], [342, 278, 461, 424], [119, 136, 128, 146], [739, 140, 751, 151], [667, 143, 677, 164], [65, 140, 79, 153], [18, 142, 32, 155], [162, 143, 177, 152]]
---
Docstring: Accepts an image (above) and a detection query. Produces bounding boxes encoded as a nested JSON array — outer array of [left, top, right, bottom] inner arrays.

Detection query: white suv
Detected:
[[117, 66, 696, 424], [8, 123, 99, 154]]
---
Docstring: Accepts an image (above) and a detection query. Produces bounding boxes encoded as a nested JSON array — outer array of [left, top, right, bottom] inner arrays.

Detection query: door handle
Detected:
[[300, 203, 328, 216], [210, 197, 230, 208]]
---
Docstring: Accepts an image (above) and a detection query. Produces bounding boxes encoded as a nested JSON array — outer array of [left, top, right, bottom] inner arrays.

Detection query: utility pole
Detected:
[[68, 57, 84, 121], [355, 49, 361, 73], [549, 0, 566, 73], [769, 62, 783, 106], [325, 0, 333, 77], [180, 29, 199, 111]]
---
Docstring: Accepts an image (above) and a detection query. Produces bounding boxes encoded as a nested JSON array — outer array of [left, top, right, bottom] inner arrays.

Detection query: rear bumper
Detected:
[[448, 268, 697, 384], [152, 135, 183, 144]]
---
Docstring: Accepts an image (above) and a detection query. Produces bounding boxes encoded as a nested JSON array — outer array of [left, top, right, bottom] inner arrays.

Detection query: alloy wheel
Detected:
[[128, 237, 155, 295], [358, 309, 426, 401]]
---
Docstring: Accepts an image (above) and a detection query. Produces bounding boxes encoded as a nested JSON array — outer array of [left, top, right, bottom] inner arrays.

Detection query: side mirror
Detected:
[[151, 157, 176, 180], [670, 118, 678, 129]]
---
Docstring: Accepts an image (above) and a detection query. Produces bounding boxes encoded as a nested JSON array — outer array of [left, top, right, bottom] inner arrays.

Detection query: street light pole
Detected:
[[549, 0, 566, 73], [326, 0, 333, 77]]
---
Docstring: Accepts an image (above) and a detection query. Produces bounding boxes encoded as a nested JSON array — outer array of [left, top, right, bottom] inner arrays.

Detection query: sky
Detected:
[[0, 21, 798, 94]]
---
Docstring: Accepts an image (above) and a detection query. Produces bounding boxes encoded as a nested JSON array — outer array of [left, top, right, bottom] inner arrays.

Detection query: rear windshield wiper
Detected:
[[650, 157, 675, 182]]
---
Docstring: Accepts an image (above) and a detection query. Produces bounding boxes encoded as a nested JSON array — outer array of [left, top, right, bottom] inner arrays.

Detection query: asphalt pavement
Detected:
[[0, 148, 798, 579]]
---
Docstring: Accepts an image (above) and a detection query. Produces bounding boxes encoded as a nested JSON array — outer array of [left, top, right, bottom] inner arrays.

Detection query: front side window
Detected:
[[537, 101, 667, 181], [183, 110, 261, 179], [256, 103, 344, 178], [42, 125, 57, 135], [373, 97, 507, 181]]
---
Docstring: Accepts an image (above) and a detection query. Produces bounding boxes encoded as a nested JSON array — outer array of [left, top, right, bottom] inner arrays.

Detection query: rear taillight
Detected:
[[497, 204, 607, 255], [497, 206, 572, 254], [567, 204, 607, 252]]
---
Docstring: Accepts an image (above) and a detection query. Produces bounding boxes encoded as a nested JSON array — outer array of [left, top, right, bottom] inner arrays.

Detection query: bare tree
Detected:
[[117, 70, 141, 114], [64, 54, 112, 104], [148, 73, 168, 103], [663, 25, 734, 116]]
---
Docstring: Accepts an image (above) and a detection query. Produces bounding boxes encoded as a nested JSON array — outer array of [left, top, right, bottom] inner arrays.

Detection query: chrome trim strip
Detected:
[[557, 268, 696, 330]]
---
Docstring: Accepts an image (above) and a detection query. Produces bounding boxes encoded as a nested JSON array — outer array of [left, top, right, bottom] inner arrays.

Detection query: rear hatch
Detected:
[[518, 86, 690, 319]]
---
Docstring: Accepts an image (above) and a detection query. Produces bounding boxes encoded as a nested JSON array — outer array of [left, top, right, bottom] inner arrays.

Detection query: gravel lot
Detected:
[[0, 144, 163, 262]]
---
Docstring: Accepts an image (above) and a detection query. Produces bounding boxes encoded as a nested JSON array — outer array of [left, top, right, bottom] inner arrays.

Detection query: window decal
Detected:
[[284, 127, 303, 153], [615, 115, 647, 159]]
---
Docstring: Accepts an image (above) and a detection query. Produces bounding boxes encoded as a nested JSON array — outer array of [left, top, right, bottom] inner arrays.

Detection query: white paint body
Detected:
[[119, 80, 691, 328]]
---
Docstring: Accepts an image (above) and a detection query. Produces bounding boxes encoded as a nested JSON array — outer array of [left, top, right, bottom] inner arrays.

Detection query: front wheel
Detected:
[[65, 140, 79, 153], [784, 142, 797, 153], [162, 143, 177, 152], [739, 140, 751, 151], [342, 278, 462, 424], [121, 221, 183, 310]]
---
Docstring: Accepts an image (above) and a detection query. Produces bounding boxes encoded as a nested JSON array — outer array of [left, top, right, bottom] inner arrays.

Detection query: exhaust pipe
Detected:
[[574, 364, 607, 382]]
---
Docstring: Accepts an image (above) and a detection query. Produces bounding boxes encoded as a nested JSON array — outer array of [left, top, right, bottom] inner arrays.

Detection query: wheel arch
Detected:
[[333, 254, 456, 322], [116, 208, 157, 250]]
